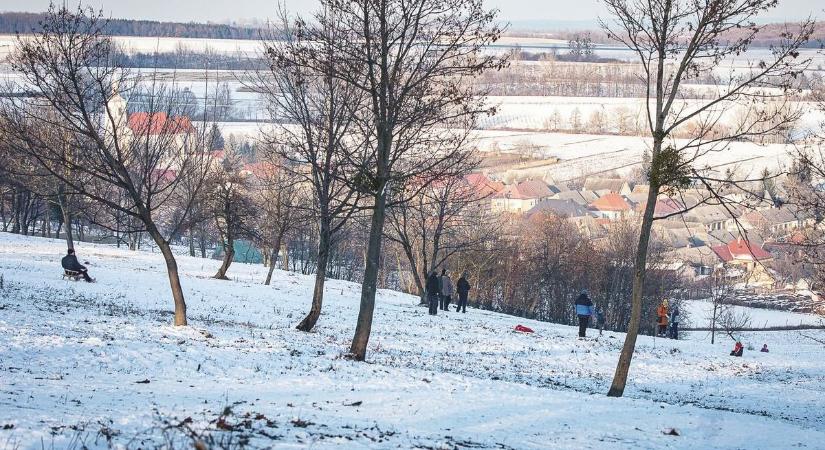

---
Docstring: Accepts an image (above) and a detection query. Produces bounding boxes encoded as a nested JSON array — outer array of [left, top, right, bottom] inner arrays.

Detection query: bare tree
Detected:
[[256, 7, 364, 331], [248, 150, 309, 286], [299, 0, 505, 361], [706, 270, 735, 344], [600, 0, 814, 397], [385, 165, 497, 304], [0, 5, 213, 326], [208, 141, 256, 280]]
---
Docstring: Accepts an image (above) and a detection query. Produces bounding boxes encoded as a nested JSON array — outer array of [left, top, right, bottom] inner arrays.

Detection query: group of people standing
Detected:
[[426, 269, 471, 315], [655, 299, 680, 339]]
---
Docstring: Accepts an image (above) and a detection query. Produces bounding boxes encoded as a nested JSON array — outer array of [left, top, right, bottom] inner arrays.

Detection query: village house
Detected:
[[588, 192, 633, 220], [740, 207, 814, 237], [668, 246, 720, 280], [711, 239, 776, 287], [106, 87, 199, 169], [684, 204, 737, 233], [492, 179, 554, 214]]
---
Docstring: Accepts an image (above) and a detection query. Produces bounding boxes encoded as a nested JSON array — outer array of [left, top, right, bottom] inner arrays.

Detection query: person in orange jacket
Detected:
[[730, 341, 744, 357], [656, 299, 669, 337]]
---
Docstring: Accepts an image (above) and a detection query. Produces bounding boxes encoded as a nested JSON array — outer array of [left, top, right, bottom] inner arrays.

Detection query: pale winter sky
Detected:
[[1, 0, 821, 27]]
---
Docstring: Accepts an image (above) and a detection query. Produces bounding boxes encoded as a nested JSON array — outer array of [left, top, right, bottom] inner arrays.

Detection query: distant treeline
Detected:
[[116, 49, 267, 71], [505, 22, 825, 49], [0, 11, 272, 40]]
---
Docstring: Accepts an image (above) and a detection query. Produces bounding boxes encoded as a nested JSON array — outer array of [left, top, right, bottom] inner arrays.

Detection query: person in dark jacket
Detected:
[[61, 248, 94, 282], [760, 344, 769, 353], [440, 269, 454, 311], [668, 306, 680, 339], [456, 272, 471, 313], [574, 290, 594, 338], [426, 271, 440, 315]]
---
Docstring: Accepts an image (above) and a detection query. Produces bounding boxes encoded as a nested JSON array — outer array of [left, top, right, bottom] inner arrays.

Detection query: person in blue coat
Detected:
[[575, 290, 594, 337]]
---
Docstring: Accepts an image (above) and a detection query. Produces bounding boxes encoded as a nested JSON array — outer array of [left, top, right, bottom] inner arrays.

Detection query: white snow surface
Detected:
[[1, 233, 824, 449], [682, 299, 825, 329]]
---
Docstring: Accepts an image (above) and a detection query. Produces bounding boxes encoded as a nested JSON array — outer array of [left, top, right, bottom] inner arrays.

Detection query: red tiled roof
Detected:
[[589, 193, 631, 212], [465, 173, 504, 197], [495, 179, 552, 200], [128, 112, 195, 135], [711, 240, 772, 262]]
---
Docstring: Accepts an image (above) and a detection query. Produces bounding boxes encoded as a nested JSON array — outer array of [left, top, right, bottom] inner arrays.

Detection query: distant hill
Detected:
[[0, 11, 267, 40]]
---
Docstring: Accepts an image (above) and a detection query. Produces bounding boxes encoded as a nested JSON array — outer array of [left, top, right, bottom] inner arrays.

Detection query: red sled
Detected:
[[514, 324, 534, 333]]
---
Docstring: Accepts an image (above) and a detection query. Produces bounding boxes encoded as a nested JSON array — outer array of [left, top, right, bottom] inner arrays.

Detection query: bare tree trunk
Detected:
[[297, 225, 330, 331], [607, 166, 661, 397], [264, 235, 283, 286], [147, 227, 188, 326], [711, 304, 718, 345], [350, 193, 387, 360], [57, 187, 74, 251], [188, 228, 196, 257], [199, 225, 207, 258], [214, 232, 234, 280]]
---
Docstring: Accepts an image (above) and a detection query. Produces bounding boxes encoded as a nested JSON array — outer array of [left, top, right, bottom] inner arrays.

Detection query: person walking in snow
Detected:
[[668, 305, 680, 340], [426, 271, 441, 316], [456, 272, 471, 313], [574, 290, 594, 338], [656, 299, 669, 337], [61, 248, 94, 282], [440, 269, 454, 311], [595, 306, 605, 336]]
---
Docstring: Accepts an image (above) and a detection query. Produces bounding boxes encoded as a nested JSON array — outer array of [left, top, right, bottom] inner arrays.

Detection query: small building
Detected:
[[684, 204, 736, 233], [492, 179, 554, 214], [588, 192, 633, 220], [711, 239, 773, 272]]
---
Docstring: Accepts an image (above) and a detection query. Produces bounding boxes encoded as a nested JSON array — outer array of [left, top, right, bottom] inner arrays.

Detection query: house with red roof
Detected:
[[588, 192, 633, 220], [128, 112, 195, 136], [711, 239, 776, 287], [492, 179, 554, 214], [711, 239, 772, 267], [465, 173, 505, 198]]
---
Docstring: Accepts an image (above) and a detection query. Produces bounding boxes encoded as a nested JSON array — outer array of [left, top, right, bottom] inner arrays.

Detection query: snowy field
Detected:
[[682, 299, 824, 329], [1, 233, 825, 449]]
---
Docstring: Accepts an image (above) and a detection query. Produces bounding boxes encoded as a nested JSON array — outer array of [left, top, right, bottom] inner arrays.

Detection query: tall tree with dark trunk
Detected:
[[0, 5, 213, 326], [256, 7, 363, 332], [301, 0, 505, 361], [600, 0, 813, 396]]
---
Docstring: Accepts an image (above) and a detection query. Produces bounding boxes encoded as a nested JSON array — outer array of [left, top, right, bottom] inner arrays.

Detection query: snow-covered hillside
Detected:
[[1, 233, 824, 449]]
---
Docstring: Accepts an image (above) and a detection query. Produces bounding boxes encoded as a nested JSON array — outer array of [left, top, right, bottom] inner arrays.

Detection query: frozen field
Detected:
[[1, 233, 824, 449]]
